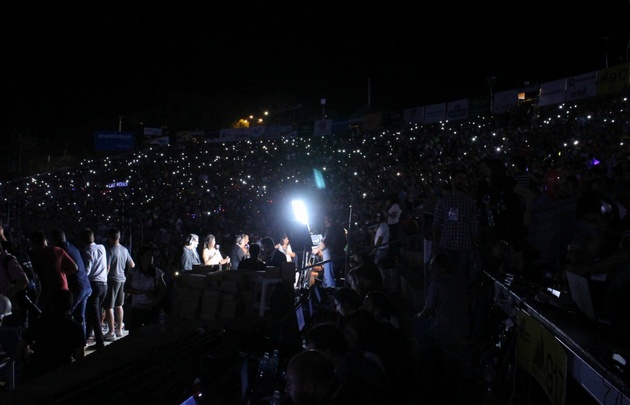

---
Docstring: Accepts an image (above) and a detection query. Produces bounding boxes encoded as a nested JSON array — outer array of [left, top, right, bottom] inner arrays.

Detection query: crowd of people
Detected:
[[0, 225, 141, 383], [0, 89, 629, 402], [1, 94, 628, 270]]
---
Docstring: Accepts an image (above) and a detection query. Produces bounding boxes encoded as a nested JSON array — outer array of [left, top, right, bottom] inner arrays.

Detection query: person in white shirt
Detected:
[[201, 234, 230, 268], [276, 233, 296, 263], [81, 228, 108, 349], [371, 213, 390, 266]]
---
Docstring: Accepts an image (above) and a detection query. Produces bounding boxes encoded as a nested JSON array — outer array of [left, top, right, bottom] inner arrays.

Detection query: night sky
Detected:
[[4, 2, 630, 136]]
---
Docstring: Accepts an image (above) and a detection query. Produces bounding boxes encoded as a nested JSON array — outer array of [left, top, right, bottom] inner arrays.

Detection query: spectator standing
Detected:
[[382, 194, 402, 260], [81, 228, 108, 350], [104, 228, 135, 340], [276, 233, 299, 285], [275, 233, 296, 263], [432, 168, 479, 285], [261, 236, 288, 268], [361, 290, 415, 399], [28, 230, 78, 313], [478, 157, 534, 256], [50, 229, 92, 341], [370, 212, 389, 266], [421, 185, 444, 296], [413, 253, 470, 361], [312, 214, 347, 288]]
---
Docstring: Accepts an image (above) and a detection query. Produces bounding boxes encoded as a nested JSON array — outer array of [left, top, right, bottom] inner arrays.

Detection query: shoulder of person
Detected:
[[1, 252, 21, 270]]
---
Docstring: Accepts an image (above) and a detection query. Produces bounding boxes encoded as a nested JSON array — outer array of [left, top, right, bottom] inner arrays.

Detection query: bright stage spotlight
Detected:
[[290, 199, 315, 280], [292, 199, 309, 229]]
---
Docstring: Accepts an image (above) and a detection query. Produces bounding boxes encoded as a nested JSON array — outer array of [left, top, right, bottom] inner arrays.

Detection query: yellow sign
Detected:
[[596, 62, 630, 95], [516, 311, 567, 405]]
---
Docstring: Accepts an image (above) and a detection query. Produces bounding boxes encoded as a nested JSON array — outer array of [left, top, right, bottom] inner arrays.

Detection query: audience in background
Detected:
[[0, 90, 628, 402]]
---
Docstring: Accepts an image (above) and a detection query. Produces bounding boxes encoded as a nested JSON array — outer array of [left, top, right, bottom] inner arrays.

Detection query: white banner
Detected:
[[423, 103, 446, 124], [539, 78, 567, 107], [313, 119, 333, 136], [403, 106, 424, 126], [565, 71, 597, 102], [219, 127, 253, 142], [446, 99, 469, 122], [143, 127, 163, 136], [146, 136, 169, 145]]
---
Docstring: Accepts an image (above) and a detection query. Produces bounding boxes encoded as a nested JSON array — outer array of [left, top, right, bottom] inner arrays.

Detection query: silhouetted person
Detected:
[[237, 243, 266, 270], [261, 236, 287, 268], [50, 229, 92, 341], [285, 350, 333, 404], [16, 289, 84, 382], [28, 230, 78, 313], [414, 253, 469, 360], [303, 322, 393, 401], [125, 245, 167, 332], [312, 214, 347, 288]]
